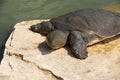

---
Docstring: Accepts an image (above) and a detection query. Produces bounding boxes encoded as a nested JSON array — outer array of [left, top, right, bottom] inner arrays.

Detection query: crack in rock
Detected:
[[8, 62, 13, 70], [7, 51, 64, 80], [6, 27, 64, 80]]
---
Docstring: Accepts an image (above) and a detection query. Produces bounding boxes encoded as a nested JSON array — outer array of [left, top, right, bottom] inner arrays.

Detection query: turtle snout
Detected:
[[30, 25, 38, 32]]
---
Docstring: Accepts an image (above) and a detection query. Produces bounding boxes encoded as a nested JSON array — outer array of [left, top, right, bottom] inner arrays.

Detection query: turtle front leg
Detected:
[[69, 31, 88, 59]]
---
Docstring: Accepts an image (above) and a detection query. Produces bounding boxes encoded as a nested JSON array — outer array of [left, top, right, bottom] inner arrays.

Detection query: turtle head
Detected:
[[30, 21, 54, 35], [46, 30, 69, 49]]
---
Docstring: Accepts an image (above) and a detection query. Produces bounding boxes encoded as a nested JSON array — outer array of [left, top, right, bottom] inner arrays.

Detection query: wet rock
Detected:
[[0, 20, 120, 80]]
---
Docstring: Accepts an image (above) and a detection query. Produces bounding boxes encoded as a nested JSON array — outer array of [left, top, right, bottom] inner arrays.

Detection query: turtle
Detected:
[[30, 8, 120, 59]]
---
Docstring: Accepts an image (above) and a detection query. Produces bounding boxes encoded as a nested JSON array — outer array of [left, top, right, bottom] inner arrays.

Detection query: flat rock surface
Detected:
[[0, 20, 120, 80]]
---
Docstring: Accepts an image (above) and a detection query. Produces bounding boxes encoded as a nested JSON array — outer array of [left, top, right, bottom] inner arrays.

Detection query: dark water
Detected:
[[0, 0, 119, 62]]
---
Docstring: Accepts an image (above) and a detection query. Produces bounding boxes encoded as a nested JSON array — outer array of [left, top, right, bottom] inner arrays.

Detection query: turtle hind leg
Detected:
[[69, 31, 88, 59]]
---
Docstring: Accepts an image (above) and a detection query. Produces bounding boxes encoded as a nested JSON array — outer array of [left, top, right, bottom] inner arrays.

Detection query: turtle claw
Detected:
[[71, 45, 88, 59], [73, 47, 88, 59]]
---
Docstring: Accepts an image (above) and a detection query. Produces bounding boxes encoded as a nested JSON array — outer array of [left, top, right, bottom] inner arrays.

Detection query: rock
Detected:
[[0, 20, 120, 80]]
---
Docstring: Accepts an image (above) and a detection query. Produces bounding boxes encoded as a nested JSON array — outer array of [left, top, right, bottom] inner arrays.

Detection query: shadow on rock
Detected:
[[64, 46, 77, 59], [37, 42, 54, 55], [0, 45, 4, 63], [0, 31, 12, 63], [38, 42, 77, 59], [88, 34, 120, 47]]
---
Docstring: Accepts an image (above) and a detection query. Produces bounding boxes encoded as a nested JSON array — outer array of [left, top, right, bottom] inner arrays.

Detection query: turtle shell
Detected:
[[50, 9, 120, 45], [50, 9, 120, 36]]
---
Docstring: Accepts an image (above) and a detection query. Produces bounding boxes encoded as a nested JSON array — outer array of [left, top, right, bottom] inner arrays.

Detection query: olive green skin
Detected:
[[30, 9, 120, 59], [46, 30, 69, 49]]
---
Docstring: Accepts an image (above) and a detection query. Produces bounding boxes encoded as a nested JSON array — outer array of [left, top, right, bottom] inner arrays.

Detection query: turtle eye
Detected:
[[30, 25, 35, 30]]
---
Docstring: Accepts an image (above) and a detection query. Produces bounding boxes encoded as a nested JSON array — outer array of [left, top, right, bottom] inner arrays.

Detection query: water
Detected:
[[0, 0, 119, 62]]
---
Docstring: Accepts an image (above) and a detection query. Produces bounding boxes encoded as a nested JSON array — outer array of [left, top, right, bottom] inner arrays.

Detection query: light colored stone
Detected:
[[0, 20, 120, 80]]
